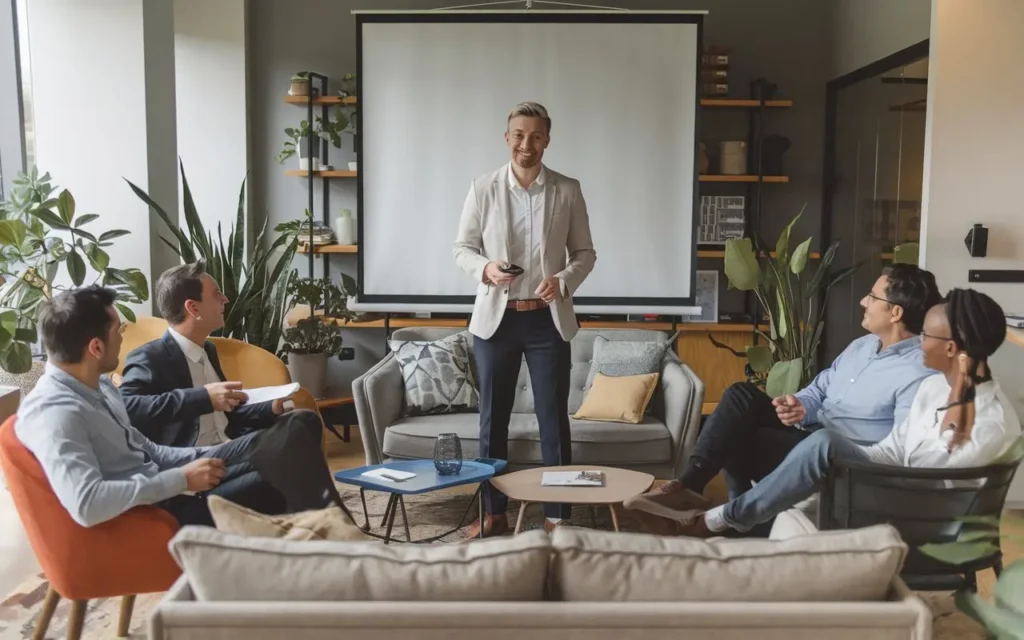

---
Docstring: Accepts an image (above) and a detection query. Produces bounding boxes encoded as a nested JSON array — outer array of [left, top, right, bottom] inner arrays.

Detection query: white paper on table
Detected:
[[242, 382, 300, 405], [361, 468, 416, 482], [541, 471, 604, 486]]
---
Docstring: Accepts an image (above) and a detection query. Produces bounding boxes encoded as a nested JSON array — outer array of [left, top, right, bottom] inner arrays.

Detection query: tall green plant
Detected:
[[715, 207, 859, 396], [0, 167, 149, 373], [125, 161, 299, 354]]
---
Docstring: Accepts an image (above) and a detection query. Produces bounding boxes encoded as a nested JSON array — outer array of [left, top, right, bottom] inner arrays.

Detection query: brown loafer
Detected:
[[462, 513, 509, 539], [623, 481, 711, 519]]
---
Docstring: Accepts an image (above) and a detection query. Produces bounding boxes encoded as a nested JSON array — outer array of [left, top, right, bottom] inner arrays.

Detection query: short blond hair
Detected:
[[507, 101, 551, 134]]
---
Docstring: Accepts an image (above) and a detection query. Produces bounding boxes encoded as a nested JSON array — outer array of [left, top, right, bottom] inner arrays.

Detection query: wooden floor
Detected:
[[326, 432, 1021, 599]]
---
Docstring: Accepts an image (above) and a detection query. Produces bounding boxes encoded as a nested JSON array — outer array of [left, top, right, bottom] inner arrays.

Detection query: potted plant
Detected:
[[288, 71, 310, 97], [277, 107, 351, 171], [710, 207, 859, 396], [278, 273, 357, 398], [0, 168, 148, 387], [338, 72, 356, 97]]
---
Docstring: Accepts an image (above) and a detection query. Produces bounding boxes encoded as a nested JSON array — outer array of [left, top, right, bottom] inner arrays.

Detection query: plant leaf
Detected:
[[765, 358, 803, 397], [0, 341, 32, 374], [775, 288, 788, 339], [67, 250, 86, 286], [85, 242, 110, 272], [57, 189, 76, 224], [746, 345, 773, 373], [0, 219, 28, 247], [115, 303, 136, 323], [124, 177, 196, 263], [774, 207, 804, 268], [74, 213, 100, 227], [918, 540, 999, 565], [98, 229, 131, 242], [31, 207, 70, 230], [723, 237, 760, 291], [791, 237, 812, 275]]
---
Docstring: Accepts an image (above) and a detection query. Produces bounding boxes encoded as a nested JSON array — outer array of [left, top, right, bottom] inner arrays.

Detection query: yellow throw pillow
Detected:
[[572, 372, 660, 424], [207, 495, 369, 542]]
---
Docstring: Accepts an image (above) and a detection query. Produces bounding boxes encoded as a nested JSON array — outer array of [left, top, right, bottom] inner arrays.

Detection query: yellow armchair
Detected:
[[115, 318, 327, 453]]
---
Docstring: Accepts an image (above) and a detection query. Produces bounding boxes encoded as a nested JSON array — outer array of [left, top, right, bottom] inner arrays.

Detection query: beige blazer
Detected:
[[453, 163, 596, 341]]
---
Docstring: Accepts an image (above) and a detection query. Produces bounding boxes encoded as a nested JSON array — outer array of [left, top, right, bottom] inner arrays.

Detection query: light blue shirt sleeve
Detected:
[[794, 348, 845, 425], [18, 403, 188, 528]]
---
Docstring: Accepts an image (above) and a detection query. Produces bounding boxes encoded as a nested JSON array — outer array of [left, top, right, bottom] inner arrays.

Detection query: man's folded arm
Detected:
[[20, 409, 187, 527]]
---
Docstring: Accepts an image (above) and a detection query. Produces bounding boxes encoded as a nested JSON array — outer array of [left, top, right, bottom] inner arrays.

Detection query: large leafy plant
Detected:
[[126, 161, 299, 354], [714, 208, 858, 397], [0, 168, 149, 373], [920, 513, 1024, 638], [277, 273, 356, 362]]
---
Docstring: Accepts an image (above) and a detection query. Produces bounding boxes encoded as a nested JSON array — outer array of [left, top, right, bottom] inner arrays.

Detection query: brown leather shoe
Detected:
[[673, 513, 715, 539], [462, 513, 509, 539], [622, 480, 711, 519]]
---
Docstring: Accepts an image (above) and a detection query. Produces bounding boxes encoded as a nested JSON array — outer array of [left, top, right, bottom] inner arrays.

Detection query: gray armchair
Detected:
[[351, 328, 704, 479]]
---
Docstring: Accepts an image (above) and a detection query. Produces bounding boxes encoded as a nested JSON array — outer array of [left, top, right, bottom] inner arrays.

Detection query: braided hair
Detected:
[[942, 288, 1006, 448]]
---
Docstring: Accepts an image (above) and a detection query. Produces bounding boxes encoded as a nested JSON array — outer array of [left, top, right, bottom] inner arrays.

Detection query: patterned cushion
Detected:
[[390, 333, 479, 416], [583, 336, 671, 391]]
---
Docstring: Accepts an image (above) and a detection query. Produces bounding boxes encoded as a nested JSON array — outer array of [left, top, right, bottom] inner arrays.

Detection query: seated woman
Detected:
[[630, 288, 1022, 538]]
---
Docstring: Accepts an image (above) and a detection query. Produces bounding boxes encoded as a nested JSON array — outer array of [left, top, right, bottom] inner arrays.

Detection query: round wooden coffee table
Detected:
[[489, 465, 655, 533]]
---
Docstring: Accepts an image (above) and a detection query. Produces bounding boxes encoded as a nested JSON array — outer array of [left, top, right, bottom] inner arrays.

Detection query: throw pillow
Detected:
[[389, 332, 479, 416], [207, 495, 368, 542], [573, 372, 660, 424], [584, 335, 672, 391]]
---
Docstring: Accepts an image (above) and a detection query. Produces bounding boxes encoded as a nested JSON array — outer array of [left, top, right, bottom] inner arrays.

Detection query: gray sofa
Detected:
[[352, 328, 704, 479]]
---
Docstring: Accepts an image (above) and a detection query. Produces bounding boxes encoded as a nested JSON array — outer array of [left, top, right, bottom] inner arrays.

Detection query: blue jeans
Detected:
[[721, 429, 871, 532]]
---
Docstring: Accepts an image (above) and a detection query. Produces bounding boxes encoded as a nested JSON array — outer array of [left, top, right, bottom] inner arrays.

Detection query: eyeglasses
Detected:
[[921, 331, 954, 342], [865, 292, 894, 305]]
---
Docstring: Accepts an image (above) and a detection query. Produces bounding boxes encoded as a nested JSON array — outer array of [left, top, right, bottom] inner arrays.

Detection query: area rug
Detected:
[[0, 487, 988, 639]]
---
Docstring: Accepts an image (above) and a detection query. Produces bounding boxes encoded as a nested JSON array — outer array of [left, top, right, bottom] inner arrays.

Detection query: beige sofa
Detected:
[[352, 328, 704, 479], [149, 514, 931, 639]]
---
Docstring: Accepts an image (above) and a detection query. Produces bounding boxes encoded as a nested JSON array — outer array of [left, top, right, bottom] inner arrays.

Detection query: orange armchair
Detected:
[[0, 416, 181, 639]]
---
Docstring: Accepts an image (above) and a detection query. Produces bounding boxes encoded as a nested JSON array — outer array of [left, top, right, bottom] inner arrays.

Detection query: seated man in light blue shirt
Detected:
[[15, 286, 352, 529], [626, 264, 942, 532]]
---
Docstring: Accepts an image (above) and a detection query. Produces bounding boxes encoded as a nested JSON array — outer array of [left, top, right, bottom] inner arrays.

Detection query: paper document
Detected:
[[541, 470, 604, 486], [361, 468, 416, 482], [243, 382, 300, 405]]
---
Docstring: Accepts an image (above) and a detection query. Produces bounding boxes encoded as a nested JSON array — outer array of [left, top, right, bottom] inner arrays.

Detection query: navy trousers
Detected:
[[474, 308, 573, 519]]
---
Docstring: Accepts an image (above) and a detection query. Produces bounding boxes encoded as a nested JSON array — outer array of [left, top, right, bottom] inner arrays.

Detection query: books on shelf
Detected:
[[541, 470, 605, 487]]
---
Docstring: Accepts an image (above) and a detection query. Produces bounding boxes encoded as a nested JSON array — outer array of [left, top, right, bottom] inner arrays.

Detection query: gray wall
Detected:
[[833, 0, 931, 78], [247, 0, 833, 393]]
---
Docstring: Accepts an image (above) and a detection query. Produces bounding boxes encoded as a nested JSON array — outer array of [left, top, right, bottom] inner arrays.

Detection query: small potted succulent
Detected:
[[278, 272, 356, 398], [288, 71, 310, 97]]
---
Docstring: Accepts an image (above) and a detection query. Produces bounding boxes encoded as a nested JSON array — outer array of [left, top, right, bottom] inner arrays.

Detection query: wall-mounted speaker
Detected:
[[964, 223, 988, 257]]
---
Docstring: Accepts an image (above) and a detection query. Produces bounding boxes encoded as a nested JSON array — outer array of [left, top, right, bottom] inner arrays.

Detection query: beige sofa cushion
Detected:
[[169, 527, 551, 602], [550, 524, 907, 602]]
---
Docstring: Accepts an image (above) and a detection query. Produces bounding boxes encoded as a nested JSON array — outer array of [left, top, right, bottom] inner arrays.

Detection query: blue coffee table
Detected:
[[334, 458, 507, 544]]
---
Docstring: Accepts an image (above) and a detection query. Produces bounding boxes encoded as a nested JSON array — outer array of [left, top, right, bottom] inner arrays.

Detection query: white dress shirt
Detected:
[[167, 328, 229, 446], [507, 164, 546, 300], [864, 374, 1021, 468]]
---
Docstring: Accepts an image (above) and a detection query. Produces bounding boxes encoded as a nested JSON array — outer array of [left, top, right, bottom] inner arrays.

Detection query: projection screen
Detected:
[[354, 11, 703, 314]]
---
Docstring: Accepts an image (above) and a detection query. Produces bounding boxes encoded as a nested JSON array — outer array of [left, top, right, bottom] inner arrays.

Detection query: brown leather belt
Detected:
[[506, 298, 547, 312]]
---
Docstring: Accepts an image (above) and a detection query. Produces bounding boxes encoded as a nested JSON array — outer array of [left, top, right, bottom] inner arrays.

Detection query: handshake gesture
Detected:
[[772, 394, 806, 427]]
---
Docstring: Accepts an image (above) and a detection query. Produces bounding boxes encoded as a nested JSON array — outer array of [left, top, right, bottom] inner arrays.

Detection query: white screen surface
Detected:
[[359, 17, 698, 307]]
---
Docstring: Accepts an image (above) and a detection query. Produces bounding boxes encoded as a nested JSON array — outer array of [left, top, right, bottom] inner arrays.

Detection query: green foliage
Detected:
[[919, 514, 1024, 638], [714, 206, 859, 396], [277, 106, 356, 163], [277, 273, 357, 362], [892, 242, 920, 265], [125, 161, 299, 354], [0, 167, 148, 373]]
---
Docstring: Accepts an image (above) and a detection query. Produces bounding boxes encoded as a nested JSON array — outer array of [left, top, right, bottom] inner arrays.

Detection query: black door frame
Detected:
[[817, 39, 930, 370]]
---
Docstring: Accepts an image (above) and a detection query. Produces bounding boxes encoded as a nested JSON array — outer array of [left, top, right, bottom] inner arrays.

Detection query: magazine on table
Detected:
[[541, 470, 605, 486]]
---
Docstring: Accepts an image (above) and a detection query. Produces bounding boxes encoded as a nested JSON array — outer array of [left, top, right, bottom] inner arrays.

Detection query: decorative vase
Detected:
[[286, 351, 328, 399], [288, 76, 310, 97], [433, 433, 463, 475], [348, 161, 358, 171], [334, 209, 355, 245], [298, 137, 320, 172]]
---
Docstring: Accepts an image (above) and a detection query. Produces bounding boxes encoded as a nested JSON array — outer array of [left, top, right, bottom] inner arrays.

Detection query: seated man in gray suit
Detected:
[[453, 101, 597, 536], [119, 261, 313, 449]]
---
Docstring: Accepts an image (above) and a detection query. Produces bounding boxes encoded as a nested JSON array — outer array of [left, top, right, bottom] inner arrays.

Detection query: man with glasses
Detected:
[[625, 264, 942, 531]]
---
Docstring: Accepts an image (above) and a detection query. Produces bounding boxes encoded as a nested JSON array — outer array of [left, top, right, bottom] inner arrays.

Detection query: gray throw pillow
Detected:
[[584, 336, 671, 391], [389, 333, 479, 416]]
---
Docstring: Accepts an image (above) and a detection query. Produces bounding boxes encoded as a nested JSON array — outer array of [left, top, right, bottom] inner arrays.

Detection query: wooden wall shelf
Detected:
[[699, 175, 789, 183], [286, 170, 357, 178], [697, 249, 822, 259], [700, 99, 793, 108], [284, 95, 357, 105], [316, 318, 759, 332], [299, 243, 358, 254]]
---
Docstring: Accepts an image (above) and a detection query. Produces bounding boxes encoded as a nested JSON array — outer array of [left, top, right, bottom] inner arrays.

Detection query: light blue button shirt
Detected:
[[15, 363, 201, 527], [794, 334, 935, 443]]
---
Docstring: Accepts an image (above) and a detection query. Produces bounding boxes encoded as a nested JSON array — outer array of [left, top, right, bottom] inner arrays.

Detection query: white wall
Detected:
[[173, 0, 249, 247], [24, 0, 155, 314], [833, 0, 931, 78], [920, 0, 1024, 504]]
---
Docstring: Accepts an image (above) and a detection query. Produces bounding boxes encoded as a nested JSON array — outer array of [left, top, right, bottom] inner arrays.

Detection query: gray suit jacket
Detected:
[[453, 163, 597, 341]]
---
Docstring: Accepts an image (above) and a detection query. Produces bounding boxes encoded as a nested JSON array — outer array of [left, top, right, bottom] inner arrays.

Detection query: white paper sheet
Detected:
[[242, 382, 300, 405], [361, 468, 416, 482]]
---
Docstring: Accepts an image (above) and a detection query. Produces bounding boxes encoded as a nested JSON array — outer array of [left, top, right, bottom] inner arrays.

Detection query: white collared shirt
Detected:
[[864, 374, 1021, 468], [167, 328, 229, 446], [507, 164, 546, 300]]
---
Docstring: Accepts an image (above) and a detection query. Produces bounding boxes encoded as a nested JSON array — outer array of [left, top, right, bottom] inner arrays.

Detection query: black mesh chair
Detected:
[[817, 445, 1023, 592]]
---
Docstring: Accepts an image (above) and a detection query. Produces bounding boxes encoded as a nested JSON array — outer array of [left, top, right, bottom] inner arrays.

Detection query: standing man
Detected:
[[454, 102, 596, 536]]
